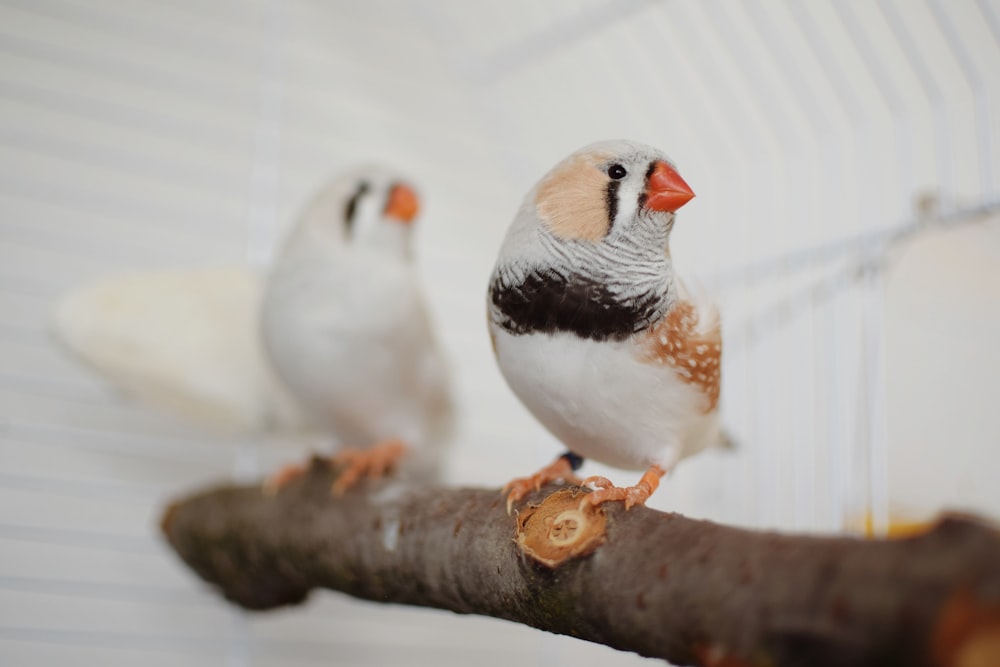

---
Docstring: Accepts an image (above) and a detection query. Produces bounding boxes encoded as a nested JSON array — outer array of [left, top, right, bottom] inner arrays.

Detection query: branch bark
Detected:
[[161, 460, 1000, 667]]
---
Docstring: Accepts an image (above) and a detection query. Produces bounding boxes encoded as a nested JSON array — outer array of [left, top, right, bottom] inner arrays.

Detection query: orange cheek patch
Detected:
[[638, 301, 722, 412], [535, 152, 611, 242]]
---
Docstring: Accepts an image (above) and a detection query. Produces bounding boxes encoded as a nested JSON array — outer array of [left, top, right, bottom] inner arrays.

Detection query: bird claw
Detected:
[[580, 483, 654, 511], [504, 477, 542, 515], [582, 475, 614, 490], [578, 466, 666, 511], [261, 462, 309, 497], [330, 439, 408, 496], [503, 457, 585, 515]]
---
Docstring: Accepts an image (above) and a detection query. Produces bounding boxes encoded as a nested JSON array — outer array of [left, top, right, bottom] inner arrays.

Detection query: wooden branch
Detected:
[[161, 460, 1000, 667]]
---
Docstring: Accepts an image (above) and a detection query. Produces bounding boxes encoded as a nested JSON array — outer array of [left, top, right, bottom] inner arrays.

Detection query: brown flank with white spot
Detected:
[[535, 151, 612, 242], [637, 301, 721, 412]]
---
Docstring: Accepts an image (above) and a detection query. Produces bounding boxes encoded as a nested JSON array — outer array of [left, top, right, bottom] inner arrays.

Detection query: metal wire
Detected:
[[878, 0, 956, 203], [928, 0, 996, 197]]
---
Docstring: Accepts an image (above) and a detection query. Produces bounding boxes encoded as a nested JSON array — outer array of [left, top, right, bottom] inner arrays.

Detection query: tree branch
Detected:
[[161, 459, 1000, 667]]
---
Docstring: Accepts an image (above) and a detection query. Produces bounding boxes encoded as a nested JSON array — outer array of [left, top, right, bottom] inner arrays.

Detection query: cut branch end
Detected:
[[515, 487, 606, 567]]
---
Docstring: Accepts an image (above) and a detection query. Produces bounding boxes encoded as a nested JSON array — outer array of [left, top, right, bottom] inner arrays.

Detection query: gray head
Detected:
[[488, 140, 695, 342]]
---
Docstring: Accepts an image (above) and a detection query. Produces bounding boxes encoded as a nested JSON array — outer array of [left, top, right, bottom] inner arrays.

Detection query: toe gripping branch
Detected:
[[503, 451, 586, 514]]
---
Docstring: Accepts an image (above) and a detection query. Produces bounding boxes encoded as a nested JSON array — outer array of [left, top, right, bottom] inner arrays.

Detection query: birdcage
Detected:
[[2, 1, 998, 665]]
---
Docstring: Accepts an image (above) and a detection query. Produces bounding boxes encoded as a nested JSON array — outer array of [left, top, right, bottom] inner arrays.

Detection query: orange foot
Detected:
[[262, 460, 311, 497], [330, 438, 408, 496], [504, 455, 585, 514], [581, 465, 666, 510]]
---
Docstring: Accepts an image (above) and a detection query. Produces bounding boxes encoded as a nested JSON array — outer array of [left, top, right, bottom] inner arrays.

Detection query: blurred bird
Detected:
[[261, 166, 453, 494], [53, 167, 452, 494], [488, 140, 723, 511]]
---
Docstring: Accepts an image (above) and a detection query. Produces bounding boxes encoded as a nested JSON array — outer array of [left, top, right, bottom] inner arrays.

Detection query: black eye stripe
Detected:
[[344, 181, 370, 232]]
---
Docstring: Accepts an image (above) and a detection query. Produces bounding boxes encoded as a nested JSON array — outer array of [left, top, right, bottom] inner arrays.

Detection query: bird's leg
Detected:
[[330, 438, 408, 496], [581, 464, 667, 510], [504, 451, 586, 514], [261, 460, 311, 496]]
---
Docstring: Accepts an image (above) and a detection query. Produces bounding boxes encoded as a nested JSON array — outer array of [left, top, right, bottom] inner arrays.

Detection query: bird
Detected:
[[261, 165, 453, 495], [487, 140, 723, 512], [52, 166, 451, 493]]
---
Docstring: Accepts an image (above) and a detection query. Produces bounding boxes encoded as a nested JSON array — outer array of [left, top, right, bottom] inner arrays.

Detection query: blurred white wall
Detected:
[[1, 1, 998, 665]]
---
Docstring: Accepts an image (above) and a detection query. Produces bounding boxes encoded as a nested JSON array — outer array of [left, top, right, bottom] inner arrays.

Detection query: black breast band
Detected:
[[489, 269, 662, 342]]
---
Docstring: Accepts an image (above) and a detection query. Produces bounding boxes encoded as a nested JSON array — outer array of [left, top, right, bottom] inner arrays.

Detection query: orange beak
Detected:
[[645, 161, 694, 213], [384, 183, 420, 223]]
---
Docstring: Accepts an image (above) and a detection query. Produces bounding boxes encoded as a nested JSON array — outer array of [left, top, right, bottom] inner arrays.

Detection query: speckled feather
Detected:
[[639, 298, 722, 413]]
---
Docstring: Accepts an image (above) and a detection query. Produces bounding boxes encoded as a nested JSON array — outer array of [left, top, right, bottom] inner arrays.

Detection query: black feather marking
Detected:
[[489, 269, 663, 342], [560, 451, 585, 472], [605, 179, 620, 233], [638, 160, 657, 211], [344, 181, 370, 233]]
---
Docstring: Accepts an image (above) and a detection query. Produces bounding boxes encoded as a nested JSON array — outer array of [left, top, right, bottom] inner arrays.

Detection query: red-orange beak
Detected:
[[384, 183, 420, 223], [646, 161, 694, 213]]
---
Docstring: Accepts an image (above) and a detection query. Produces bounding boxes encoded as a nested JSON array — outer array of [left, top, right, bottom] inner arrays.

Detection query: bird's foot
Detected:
[[581, 465, 666, 510], [504, 456, 585, 514], [330, 439, 408, 496], [261, 461, 309, 497]]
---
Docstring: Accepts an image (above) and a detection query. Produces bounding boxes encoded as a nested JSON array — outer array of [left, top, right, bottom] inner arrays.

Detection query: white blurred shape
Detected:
[[885, 212, 1000, 519], [51, 267, 304, 437]]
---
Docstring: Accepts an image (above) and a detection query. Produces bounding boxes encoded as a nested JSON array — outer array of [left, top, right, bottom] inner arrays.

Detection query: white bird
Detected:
[[52, 167, 452, 495], [261, 166, 453, 494], [488, 140, 723, 511]]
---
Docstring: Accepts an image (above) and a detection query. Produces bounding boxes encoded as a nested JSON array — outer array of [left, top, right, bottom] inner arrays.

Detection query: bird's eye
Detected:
[[607, 164, 627, 180]]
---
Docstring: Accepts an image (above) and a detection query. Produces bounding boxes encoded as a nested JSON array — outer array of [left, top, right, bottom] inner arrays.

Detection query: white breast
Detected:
[[491, 324, 719, 471], [261, 248, 451, 454]]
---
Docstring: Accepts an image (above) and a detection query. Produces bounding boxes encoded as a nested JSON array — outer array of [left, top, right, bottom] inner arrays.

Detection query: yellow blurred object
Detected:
[[846, 512, 937, 539]]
